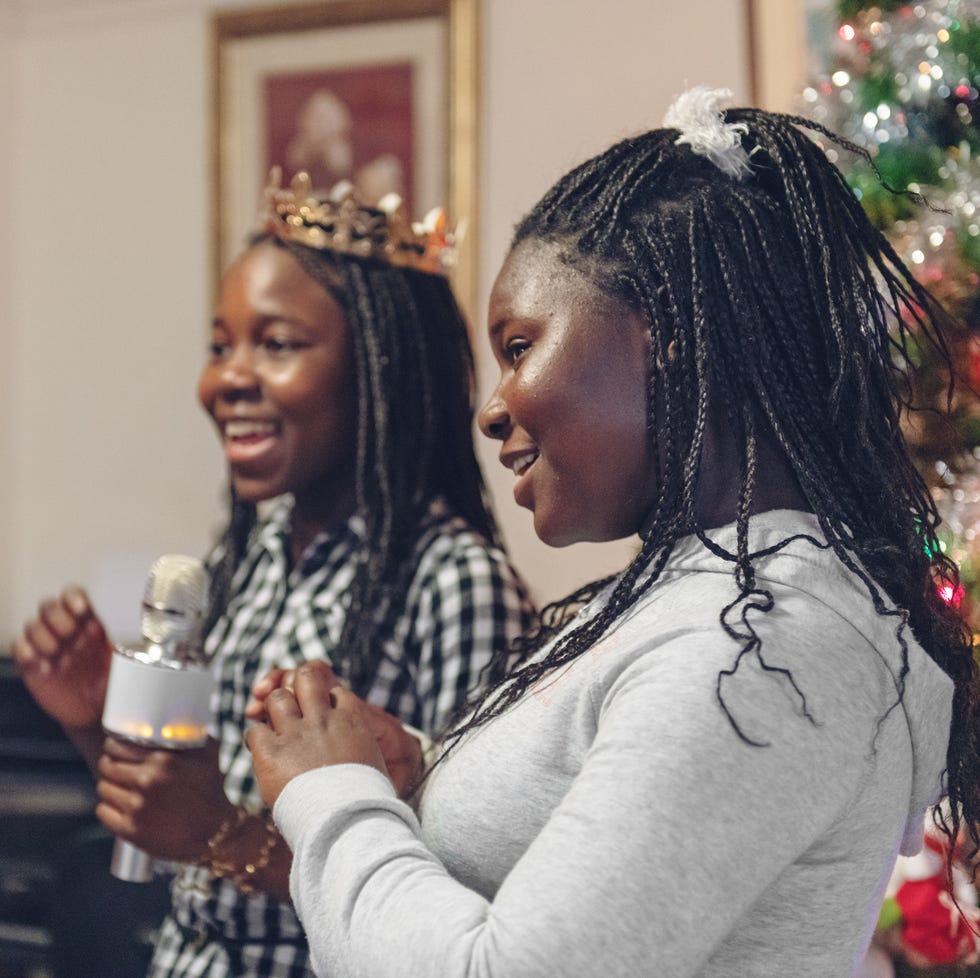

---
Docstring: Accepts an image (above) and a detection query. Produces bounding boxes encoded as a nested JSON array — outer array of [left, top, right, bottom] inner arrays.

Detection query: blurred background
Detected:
[[0, 3, 757, 975], [11, 1, 980, 976], [0, 0, 757, 647]]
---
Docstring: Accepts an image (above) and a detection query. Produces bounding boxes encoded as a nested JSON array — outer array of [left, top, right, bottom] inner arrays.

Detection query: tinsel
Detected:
[[797, 0, 980, 636]]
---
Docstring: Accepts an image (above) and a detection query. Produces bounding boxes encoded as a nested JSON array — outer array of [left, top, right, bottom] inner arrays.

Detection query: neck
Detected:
[[694, 418, 810, 531], [290, 487, 357, 564]]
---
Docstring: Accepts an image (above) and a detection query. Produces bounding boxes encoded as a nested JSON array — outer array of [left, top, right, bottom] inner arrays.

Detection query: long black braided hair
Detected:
[[442, 106, 980, 845], [204, 236, 503, 697]]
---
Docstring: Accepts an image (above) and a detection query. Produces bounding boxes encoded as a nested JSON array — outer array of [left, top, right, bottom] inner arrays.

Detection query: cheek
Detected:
[[577, 366, 652, 489], [509, 357, 565, 428], [196, 367, 216, 416], [282, 362, 357, 437]]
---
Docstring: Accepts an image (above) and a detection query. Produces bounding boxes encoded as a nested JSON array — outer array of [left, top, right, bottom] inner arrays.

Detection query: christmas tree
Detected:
[[802, 0, 980, 640], [800, 8, 980, 975]]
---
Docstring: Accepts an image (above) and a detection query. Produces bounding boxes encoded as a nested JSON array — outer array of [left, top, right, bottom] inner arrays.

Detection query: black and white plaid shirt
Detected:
[[148, 496, 534, 978]]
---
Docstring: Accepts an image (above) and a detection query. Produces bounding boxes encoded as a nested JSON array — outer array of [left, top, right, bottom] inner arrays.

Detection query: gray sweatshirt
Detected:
[[275, 511, 953, 978]]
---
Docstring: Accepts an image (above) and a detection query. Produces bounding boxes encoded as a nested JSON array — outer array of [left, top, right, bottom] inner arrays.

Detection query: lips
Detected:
[[222, 419, 278, 440], [502, 448, 539, 511], [511, 451, 538, 477], [219, 418, 281, 465]]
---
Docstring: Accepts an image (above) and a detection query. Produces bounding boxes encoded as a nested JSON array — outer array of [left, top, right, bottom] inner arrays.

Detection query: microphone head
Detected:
[[141, 554, 208, 646]]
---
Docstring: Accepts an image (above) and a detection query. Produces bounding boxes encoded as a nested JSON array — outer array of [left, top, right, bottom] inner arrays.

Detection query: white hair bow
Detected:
[[663, 86, 752, 181]]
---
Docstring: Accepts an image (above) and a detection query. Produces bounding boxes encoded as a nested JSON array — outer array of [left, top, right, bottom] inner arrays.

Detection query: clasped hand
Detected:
[[245, 661, 423, 809]]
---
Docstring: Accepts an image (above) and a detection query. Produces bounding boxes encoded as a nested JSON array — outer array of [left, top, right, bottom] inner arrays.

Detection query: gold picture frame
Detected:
[[745, 0, 809, 112], [211, 0, 479, 316]]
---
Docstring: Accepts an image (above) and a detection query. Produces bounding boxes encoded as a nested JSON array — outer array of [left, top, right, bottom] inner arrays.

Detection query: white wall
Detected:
[[1, 0, 753, 645], [7, 0, 225, 642], [0, 4, 14, 637], [477, 0, 749, 607]]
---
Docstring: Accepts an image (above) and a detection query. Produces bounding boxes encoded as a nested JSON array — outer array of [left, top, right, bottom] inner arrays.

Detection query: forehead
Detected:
[[228, 242, 314, 292], [221, 243, 346, 322], [489, 239, 614, 323]]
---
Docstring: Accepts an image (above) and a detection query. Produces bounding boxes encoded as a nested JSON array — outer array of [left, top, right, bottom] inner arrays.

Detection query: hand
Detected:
[[358, 700, 426, 800], [12, 587, 112, 730], [247, 662, 425, 799], [246, 660, 390, 809], [245, 666, 296, 721], [96, 736, 235, 863]]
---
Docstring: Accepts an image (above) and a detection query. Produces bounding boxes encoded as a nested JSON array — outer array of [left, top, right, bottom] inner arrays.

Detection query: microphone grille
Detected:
[[145, 554, 208, 611], [142, 554, 209, 644]]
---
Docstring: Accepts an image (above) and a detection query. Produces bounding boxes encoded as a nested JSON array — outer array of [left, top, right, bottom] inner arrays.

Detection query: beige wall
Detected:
[[477, 0, 752, 609], [1, 0, 756, 645], [0, 7, 12, 638]]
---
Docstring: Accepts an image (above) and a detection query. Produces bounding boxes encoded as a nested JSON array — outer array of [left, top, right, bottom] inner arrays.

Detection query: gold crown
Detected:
[[260, 167, 460, 276]]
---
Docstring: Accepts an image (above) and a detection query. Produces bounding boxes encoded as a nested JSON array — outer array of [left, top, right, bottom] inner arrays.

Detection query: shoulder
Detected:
[[409, 500, 529, 596], [581, 539, 908, 743]]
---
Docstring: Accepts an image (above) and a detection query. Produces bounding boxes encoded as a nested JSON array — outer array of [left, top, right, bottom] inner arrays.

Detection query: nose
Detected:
[[477, 385, 511, 441], [214, 344, 260, 400]]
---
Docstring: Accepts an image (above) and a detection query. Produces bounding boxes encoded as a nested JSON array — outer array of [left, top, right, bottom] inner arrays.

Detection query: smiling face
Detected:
[[198, 242, 358, 527], [478, 239, 658, 547]]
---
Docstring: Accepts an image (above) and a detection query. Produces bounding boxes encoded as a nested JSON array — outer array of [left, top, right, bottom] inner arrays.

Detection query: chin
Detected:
[[533, 519, 594, 549], [535, 515, 639, 549], [229, 477, 283, 504]]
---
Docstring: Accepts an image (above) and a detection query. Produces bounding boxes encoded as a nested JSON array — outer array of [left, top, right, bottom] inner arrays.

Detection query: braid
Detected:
[[203, 489, 256, 640], [206, 236, 501, 697], [441, 108, 980, 848]]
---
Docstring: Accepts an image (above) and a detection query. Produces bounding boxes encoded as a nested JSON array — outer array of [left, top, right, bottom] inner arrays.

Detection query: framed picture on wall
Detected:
[[745, 0, 816, 112], [212, 0, 479, 315]]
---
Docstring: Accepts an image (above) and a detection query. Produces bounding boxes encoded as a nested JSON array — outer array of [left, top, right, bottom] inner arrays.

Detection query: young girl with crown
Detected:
[[13, 171, 534, 978]]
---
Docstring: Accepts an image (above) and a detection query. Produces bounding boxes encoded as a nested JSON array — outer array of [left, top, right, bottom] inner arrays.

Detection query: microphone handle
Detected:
[[110, 837, 155, 882]]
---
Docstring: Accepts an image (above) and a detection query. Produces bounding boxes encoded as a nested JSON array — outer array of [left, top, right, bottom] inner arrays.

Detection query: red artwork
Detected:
[[264, 63, 416, 211]]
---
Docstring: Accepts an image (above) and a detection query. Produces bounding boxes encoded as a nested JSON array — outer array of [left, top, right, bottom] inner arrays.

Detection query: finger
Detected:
[[264, 687, 302, 731], [96, 754, 150, 795], [75, 617, 109, 654], [359, 699, 392, 726], [97, 750, 146, 789], [245, 668, 285, 719], [96, 806, 127, 838], [243, 697, 265, 720], [291, 662, 341, 719], [328, 687, 375, 736], [39, 596, 84, 640], [21, 617, 61, 659], [101, 736, 156, 763], [330, 685, 366, 716], [360, 701, 412, 750], [95, 793, 137, 837], [63, 586, 92, 620], [244, 721, 272, 755], [11, 634, 46, 672], [251, 668, 286, 698]]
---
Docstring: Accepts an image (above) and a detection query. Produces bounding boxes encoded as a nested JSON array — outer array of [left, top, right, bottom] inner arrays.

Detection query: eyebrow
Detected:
[[487, 318, 507, 343]]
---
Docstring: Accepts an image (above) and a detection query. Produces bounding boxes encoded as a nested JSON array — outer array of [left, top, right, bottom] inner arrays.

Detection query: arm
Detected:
[[251, 623, 898, 978]]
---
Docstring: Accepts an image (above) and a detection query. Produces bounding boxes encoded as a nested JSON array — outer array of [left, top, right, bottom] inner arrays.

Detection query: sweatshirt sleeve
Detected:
[[275, 763, 493, 975], [274, 604, 914, 978]]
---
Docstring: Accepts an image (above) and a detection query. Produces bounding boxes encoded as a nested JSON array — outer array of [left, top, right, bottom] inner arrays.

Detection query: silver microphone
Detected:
[[101, 554, 211, 882]]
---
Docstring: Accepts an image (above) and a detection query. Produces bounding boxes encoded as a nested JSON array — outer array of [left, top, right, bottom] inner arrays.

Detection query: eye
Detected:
[[504, 337, 531, 365], [262, 335, 306, 355], [207, 338, 230, 360]]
